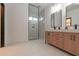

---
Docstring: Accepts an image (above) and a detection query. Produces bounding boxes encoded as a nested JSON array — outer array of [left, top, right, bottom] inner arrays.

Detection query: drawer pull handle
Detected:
[[73, 35, 75, 41], [71, 35, 72, 40]]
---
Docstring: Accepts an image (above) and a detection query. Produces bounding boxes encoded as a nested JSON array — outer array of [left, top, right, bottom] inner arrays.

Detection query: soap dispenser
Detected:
[[53, 26, 56, 30], [65, 26, 68, 30], [74, 24, 77, 29]]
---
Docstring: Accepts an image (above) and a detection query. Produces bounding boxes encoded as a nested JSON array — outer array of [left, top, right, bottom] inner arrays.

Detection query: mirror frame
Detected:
[[51, 13, 55, 28], [51, 10, 62, 28]]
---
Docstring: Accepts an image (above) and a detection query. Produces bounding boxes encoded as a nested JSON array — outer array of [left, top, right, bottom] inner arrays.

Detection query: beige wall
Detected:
[[5, 3, 28, 46]]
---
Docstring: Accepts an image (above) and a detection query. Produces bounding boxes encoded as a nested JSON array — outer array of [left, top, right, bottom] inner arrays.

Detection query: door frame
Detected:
[[1, 3, 5, 47]]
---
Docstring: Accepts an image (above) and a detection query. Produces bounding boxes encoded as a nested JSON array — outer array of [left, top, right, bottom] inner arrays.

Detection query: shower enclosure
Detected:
[[28, 4, 39, 40]]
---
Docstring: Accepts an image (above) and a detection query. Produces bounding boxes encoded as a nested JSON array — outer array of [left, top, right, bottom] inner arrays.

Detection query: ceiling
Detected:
[[31, 3, 55, 7], [67, 3, 79, 11], [30, 3, 55, 11]]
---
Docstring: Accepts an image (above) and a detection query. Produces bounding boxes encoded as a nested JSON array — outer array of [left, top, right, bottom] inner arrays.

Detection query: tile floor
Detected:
[[0, 39, 71, 56]]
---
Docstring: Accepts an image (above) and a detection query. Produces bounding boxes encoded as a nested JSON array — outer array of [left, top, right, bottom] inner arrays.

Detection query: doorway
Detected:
[[0, 3, 5, 47], [28, 4, 39, 40]]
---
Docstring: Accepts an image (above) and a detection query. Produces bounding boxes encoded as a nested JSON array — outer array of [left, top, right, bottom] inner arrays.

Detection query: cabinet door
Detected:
[[49, 32, 53, 44], [74, 33, 79, 55], [64, 33, 74, 53], [45, 32, 50, 43], [51, 32, 56, 45], [45, 32, 52, 44], [56, 32, 64, 49]]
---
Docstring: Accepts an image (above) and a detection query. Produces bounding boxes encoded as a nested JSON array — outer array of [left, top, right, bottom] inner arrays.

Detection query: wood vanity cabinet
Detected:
[[45, 32, 52, 44], [45, 32, 50, 43], [45, 31, 79, 55], [64, 33, 79, 55], [45, 32, 64, 49], [72, 33, 79, 55], [50, 32, 56, 45], [63, 33, 74, 54], [54, 32, 64, 48]]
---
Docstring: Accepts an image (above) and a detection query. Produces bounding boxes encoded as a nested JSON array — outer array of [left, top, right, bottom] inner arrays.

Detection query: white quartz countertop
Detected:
[[46, 30, 79, 33]]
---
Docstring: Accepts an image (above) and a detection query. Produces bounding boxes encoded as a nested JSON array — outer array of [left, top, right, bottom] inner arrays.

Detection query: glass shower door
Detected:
[[28, 4, 39, 40]]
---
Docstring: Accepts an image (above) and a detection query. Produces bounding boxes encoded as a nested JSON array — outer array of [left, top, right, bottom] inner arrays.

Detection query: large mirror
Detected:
[[66, 3, 79, 26], [51, 10, 62, 28]]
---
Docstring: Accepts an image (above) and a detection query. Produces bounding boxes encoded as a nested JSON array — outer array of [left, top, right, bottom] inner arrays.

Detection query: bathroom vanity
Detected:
[[45, 3, 79, 55], [45, 30, 79, 55]]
